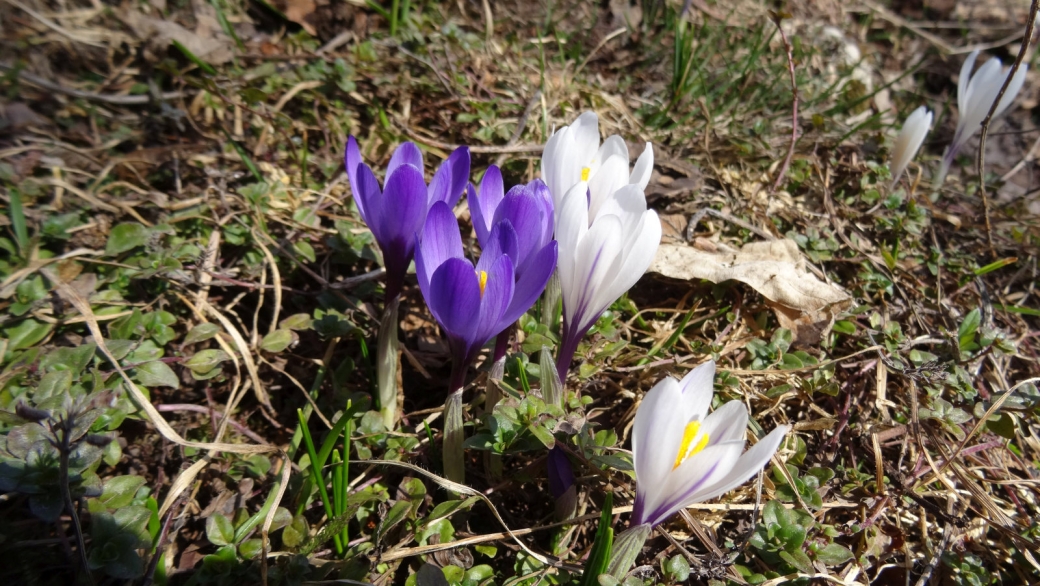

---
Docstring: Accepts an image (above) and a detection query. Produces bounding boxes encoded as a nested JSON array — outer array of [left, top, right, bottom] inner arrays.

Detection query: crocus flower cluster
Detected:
[[889, 105, 933, 188], [936, 50, 1028, 186], [631, 361, 789, 528]]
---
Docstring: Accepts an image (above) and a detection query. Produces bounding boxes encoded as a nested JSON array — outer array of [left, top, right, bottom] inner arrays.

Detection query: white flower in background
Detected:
[[936, 50, 1028, 184], [889, 106, 932, 188], [541, 111, 654, 221], [630, 361, 790, 529]]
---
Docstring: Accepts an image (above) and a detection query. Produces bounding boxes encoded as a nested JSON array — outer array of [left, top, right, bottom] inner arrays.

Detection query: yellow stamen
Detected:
[[477, 270, 488, 296], [580, 166, 591, 181], [673, 421, 711, 469]]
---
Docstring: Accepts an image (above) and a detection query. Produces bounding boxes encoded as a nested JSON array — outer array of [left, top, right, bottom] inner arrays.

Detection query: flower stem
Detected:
[[376, 296, 400, 431], [484, 332, 509, 480], [443, 362, 468, 483], [555, 319, 585, 384]]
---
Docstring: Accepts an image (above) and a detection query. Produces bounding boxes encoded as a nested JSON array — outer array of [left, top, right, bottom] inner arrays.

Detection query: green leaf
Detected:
[[374, 500, 411, 544], [260, 329, 294, 353], [664, 554, 691, 581], [581, 492, 614, 586], [779, 548, 814, 574], [280, 313, 314, 330], [5, 319, 54, 351], [105, 223, 151, 255], [815, 543, 854, 565], [185, 349, 230, 374], [238, 538, 263, 559], [958, 308, 981, 350], [134, 361, 179, 388], [294, 240, 316, 263], [206, 513, 235, 546], [281, 515, 308, 548], [91, 475, 147, 512], [184, 323, 220, 345], [778, 524, 807, 552]]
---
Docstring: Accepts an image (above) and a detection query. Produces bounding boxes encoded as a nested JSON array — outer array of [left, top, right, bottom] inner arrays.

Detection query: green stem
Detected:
[[377, 297, 400, 430]]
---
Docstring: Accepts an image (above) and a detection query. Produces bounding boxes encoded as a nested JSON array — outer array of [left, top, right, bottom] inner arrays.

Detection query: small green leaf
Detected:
[[779, 548, 814, 573], [185, 349, 230, 374], [958, 308, 981, 349], [815, 543, 854, 565], [184, 323, 220, 345], [92, 475, 147, 512], [281, 515, 308, 548], [260, 329, 294, 353], [294, 240, 316, 263], [206, 513, 235, 546], [134, 361, 179, 388], [105, 223, 151, 255]]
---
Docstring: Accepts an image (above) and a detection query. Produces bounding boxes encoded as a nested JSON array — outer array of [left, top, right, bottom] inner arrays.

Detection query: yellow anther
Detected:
[[673, 420, 710, 469], [580, 166, 591, 181], [477, 270, 488, 296]]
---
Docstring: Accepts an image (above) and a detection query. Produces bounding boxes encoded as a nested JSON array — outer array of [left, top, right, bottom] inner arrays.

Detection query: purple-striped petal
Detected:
[[476, 221, 518, 275], [345, 136, 366, 215], [429, 146, 472, 207], [378, 164, 428, 252], [471, 166, 504, 246], [387, 142, 423, 180], [500, 241, 557, 327], [494, 188, 549, 276], [417, 201, 464, 293], [355, 164, 383, 238], [472, 255, 515, 356], [428, 257, 481, 345]]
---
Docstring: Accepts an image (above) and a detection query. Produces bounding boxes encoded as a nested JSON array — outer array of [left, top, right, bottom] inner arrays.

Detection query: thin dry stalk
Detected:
[[770, 13, 799, 194], [975, 0, 1039, 258]]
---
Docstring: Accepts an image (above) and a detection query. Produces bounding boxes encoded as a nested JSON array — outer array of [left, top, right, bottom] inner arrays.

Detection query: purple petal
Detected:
[[345, 136, 365, 214], [428, 147, 472, 208], [471, 166, 504, 246], [494, 188, 550, 276], [387, 142, 424, 180], [528, 179, 556, 242], [472, 255, 515, 356], [378, 164, 428, 248], [428, 257, 481, 345], [500, 241, 557, 327], [447, 147, 471, 207], [476, 221, 518, 275], [355, 163, 383, 236], [417, 201, 464, 293]]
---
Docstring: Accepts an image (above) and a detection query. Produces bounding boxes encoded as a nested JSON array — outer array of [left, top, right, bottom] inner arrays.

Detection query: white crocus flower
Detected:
[[936, 50, 1028, 185], [553, 179, 661, 380], [541, 111, 654, 222], [630, 361, 790, 529], [889, 106, 933, 188]]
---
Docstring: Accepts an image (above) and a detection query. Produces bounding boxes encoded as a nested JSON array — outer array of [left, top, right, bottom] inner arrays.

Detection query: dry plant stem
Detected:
[[770, 14, 800, 195], [377, 297, 401, 430], [975, 0, 1039, 258], [443, 364, 469, 483]]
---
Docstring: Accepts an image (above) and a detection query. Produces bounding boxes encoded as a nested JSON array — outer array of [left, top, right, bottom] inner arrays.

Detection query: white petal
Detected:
[[957, 50, 979, 115], [566, 214, 624, 332], [993, 64, 1028, 118], [632, 377, 687, 500], [678, 360, 716, 420], [645, 441, 743, 526], [689, 425, 791, 504], [588, 155, 637, 220], [555, 183, 591, 310], [592, 135, 629, 175], [572, 112, 602, 160], [597, 208, 660, 309], [889, 106, 932, 185], [631, 143, 654, 190], [699, 400, 748, 445]]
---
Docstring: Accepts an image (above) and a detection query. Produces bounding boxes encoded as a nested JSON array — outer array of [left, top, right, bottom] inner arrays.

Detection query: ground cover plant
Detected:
[[1, 0, 1040, 584]]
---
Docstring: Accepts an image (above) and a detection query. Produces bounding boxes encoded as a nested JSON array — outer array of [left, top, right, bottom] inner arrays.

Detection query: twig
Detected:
[[0, 62, 190, 105], [975, 0, 1038, 258], [770, 13, 799, 194]]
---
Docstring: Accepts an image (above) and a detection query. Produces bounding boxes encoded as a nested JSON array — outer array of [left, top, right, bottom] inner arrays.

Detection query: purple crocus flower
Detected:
[[469, 168, 555, 280], [344, 137, 470, 301], [415, 201, 557, 390]]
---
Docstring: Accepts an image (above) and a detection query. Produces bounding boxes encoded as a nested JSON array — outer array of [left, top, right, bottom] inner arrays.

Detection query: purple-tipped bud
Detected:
[[547, 446, 577, 520]]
